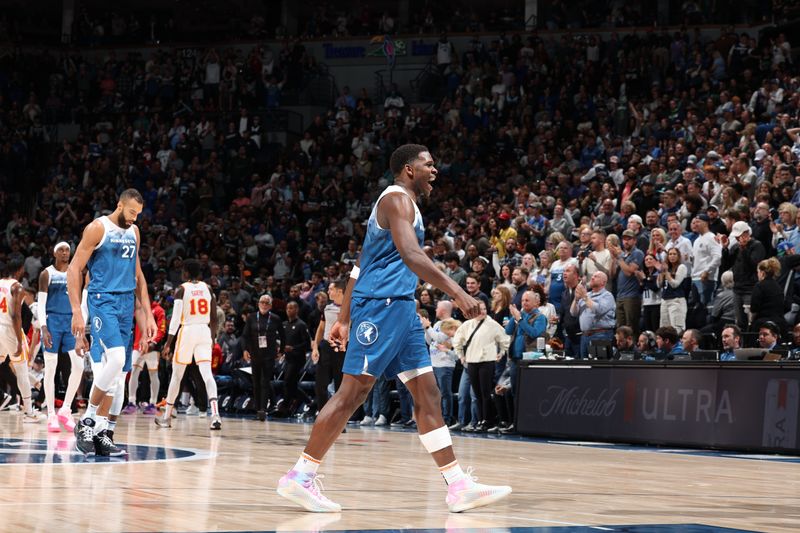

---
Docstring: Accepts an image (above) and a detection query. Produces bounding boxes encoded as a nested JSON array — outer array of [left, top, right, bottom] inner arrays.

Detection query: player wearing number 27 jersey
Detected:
[[68, 189, 157, 456]]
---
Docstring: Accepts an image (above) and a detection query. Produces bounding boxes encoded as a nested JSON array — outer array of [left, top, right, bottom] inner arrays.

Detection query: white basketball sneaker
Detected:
[[277, 470, 342, 513], [446, 468, 512, 512]]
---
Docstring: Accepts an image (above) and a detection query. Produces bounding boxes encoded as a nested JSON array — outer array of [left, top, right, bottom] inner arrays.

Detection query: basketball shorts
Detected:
[[342, 297, 430, 379], [89, 330, 133, 373], [0, 326, 28, 363], [88, 291, 134, 359], [174, 324, 212, 365], [132, 350, 159, 370], [46, 313, 76, 353]]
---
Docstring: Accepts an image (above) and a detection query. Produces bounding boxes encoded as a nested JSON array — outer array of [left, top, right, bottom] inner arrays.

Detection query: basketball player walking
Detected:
[[68, 189, 157, 456], [0, 258, 40, 423], [156, 259, 222, 430], [38, 242, 85, 432], [277, 145, 512, 512]]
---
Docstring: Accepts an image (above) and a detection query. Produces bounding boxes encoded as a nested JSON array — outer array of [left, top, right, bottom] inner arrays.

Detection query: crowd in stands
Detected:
[[4, 20, 800, 431]]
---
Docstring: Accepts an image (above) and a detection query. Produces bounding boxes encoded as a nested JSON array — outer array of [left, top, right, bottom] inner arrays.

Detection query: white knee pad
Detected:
[[397, 366, 433, 384], [90, 358, 105, 379], [419, 426, 453, 453], [93, 346, 126, 392], [109, 372, 126, 416]]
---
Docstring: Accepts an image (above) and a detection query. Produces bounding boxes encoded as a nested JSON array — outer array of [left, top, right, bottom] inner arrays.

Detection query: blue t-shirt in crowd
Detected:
[[616, 247, 644, 299]]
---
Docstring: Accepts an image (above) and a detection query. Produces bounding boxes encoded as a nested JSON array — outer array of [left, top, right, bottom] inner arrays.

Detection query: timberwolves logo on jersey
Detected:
[[93, 316, 103, 332], [356, 321, 379, 345]]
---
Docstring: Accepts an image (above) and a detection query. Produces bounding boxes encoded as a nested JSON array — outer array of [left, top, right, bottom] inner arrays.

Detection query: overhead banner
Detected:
[[517, 365, 800, 454]]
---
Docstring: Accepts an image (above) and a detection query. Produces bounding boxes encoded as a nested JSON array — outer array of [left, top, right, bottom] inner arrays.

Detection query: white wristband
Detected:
[[350, 266, 360, 279]]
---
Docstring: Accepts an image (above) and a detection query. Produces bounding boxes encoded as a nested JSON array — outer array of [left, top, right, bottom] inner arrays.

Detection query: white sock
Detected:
[[12, 361, 33, 415], [439, 461, 466, 485], [209, 398, 219, 416], [128, 366, 141, 404], [44, 352, 58, 417], [22, 396, 34, 416], [94, 415, 108, 434], [199, 362, 218, 416], [149, 371, 160, 404], [63, 350, 83, 410], [108, 419, 117, 432], [83, 402, 98, 422], [293, 452, 321, 475]]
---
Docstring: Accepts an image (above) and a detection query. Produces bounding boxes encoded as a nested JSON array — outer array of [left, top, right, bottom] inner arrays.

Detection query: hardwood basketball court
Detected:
[[1, 412, 797, 532]]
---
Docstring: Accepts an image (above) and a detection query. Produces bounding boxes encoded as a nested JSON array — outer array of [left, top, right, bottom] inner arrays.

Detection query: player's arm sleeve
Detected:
[[80, 288, 89, 324], [168, 300, 183, 336], [37, 292, 48, 328]]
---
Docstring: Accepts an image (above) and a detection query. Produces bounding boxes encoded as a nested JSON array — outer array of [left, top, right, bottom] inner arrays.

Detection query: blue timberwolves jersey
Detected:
[[352, 185, 425, 299], [87, 216, 138, 294], [45, 265, 71, 316]]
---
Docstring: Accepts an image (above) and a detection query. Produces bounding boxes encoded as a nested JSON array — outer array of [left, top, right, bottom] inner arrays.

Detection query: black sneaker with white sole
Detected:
[[74, 417, 96, 455], [93, 430, 126, 457]]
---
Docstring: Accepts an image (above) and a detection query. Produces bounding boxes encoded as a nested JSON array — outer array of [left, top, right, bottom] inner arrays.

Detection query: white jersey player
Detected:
[[156, 259, 221, 430], [0, 258, 40, 423]]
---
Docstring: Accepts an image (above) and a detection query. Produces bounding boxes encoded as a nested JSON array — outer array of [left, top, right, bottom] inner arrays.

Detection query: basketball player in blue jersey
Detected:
[[67, 189, 157, 456], [278, 144, 512, 513], [38, 242, 85, 433]]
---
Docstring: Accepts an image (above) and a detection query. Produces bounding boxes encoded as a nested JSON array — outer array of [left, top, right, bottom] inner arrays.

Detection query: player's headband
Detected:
[[54, 241, 71, 253]]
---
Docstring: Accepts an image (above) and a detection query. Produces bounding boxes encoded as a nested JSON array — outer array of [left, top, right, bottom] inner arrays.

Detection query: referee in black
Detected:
[[242, 293, 285, 421], [311, 279, 345, 414]]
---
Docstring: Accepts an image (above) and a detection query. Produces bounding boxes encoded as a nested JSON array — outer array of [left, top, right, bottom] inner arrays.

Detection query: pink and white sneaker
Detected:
[[446, 468, 512, 513], [277, 470, 342, 513], [57, 407, 76, 432], [47, 414, 61, 433]]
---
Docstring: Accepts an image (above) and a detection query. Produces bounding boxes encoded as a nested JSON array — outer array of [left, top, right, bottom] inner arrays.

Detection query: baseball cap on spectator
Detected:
[[622, 229, 636, 238], [498, 212, 511, 220], [706, 150, 720, 159], [707, 204, 720, 213], [754, 149, 767, 162], [687, 155, 697, 165], [628, 214, 643, 226], [641, 176, 656, 186], [473, 256, 489, 265], [696, 214, 711, 223], [609, 156, 619, 164], [730, 221, 751, 239]]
